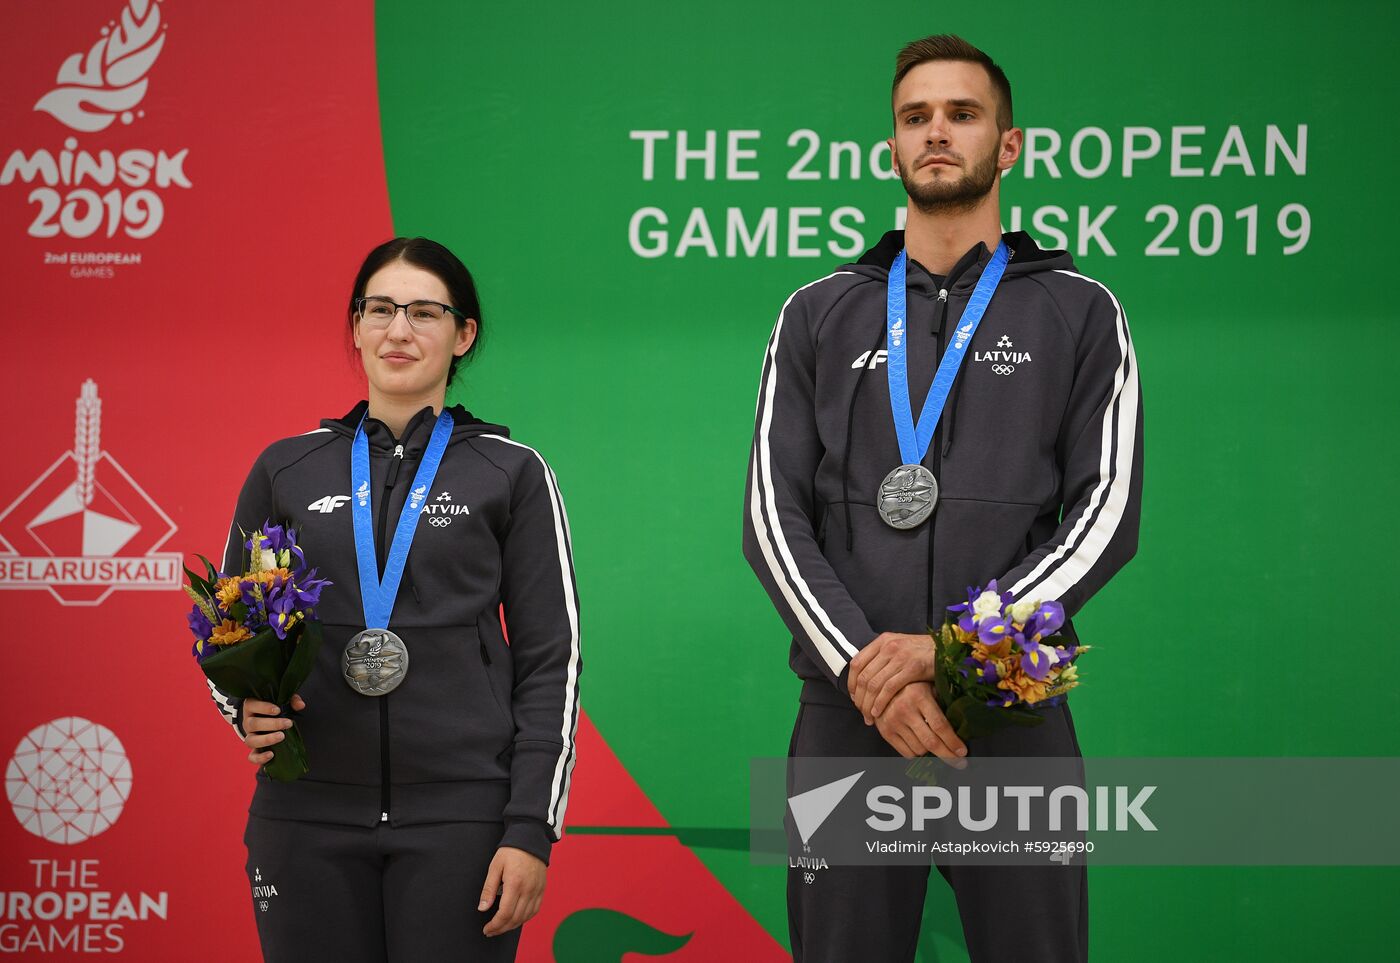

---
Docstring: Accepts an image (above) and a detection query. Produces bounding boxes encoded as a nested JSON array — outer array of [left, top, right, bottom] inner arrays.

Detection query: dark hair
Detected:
[[346, 237, 484, 386], [892, 35, 1013, 132]]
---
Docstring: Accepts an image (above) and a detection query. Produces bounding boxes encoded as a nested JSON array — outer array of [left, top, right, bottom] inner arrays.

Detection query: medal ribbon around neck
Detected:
[[886, 241, 1010, 466], [350, 410, 453, 630]]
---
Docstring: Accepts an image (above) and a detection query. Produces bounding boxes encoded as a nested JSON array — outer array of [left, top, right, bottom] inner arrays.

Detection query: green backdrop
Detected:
[[376, 1, 1399, 958]]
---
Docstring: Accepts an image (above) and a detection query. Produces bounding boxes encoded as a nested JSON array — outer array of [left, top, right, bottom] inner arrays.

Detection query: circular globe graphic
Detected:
[[7, 717, 132, 844]]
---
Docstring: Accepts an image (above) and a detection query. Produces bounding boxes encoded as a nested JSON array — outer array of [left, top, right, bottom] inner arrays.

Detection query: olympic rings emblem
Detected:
[[428, 516, 452, 527], [991, 364, 1015, 376]]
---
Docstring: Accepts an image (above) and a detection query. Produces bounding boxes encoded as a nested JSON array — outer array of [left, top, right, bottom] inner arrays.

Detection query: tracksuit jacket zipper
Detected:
[[839, 278, 961, 629], [377, 442, 404, 823], [925, 290, 949, 630], [922, 253, 978, 629]]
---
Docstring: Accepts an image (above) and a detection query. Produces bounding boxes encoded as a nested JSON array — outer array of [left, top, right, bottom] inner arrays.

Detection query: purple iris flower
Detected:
[[948, 587, 977, 632], [265, 583, 298, 639], [1026, 601, 1066, 643], [977, 617, 1011, 646], [947, 585, 979, 615], [238, 579, 260, 609], [239, 579, 268, 628], [1020, 643, 1057, 682], [261, 522, 286, 551], [288, 568, 331, 607], [187, 605, 214, 641], [962, 656, 999, 685], [987, 690, 1016, 708], [245, 520, 299, 558]]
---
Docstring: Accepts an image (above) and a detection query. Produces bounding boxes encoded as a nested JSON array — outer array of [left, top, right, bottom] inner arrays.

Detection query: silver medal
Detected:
[[877, 464, 938, 529], [342, 629, 409, 696]]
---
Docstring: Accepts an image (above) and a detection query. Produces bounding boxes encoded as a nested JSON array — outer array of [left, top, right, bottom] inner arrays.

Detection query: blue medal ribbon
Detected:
[[886, 241, 1010, 466], [350, 410, 453, 630]]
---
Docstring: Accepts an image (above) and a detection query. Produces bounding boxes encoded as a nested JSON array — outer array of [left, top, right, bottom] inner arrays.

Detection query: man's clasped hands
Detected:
[[846, 632, 968, 764]]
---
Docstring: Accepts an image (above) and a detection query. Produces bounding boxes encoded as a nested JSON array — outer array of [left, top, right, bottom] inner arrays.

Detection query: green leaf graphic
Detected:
[[553, 908, 691, 962]]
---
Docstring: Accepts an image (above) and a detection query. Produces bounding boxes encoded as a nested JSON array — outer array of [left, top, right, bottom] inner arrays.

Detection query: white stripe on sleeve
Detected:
[[750, 274, 861, 676], [1010, 271, 1139, 603], [481, 435, 581, 839]]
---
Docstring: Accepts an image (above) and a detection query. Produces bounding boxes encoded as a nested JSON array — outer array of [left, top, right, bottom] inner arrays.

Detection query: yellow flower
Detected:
[[208, 619, 252, 647], [998, 674, 1050, 705], [215, 578, 242, 607], [247, 568, 290, 587], [974, 638, 1013, 660]]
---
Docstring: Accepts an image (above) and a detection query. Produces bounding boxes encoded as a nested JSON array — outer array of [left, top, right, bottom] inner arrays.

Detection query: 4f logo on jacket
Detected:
[[308, 496, 351, 514]]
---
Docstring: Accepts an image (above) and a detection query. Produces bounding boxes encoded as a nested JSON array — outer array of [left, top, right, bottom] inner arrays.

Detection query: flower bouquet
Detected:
[[185, 522, 329, 782], [932, 581, 1088, 741]]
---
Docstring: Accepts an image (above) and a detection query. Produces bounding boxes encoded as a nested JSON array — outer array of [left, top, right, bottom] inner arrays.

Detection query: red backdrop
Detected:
[[0, 2, 785, 959]]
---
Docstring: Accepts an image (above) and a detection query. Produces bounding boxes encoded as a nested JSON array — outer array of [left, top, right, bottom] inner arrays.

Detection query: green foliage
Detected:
[[197, 620, 324, 782]]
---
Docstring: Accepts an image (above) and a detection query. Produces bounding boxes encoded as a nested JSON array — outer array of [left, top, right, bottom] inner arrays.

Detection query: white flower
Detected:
[[254, 544, 279, 572], [1009, 599, 1038, 624], [972, 590, 1003, 622]]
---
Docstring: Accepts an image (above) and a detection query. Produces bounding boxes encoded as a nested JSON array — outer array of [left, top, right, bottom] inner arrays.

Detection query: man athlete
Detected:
[[743, 34, 1142, 962]]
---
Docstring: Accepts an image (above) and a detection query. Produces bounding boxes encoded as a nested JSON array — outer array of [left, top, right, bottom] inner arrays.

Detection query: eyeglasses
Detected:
[[355, 296, 465, 331]]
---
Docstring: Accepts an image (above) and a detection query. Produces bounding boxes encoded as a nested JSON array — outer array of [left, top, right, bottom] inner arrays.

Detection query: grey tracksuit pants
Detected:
[[787, 699, 1089, 962], [243, 816, 522, 962]]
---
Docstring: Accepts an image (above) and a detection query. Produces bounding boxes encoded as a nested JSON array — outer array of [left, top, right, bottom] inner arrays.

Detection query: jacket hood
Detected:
[[844, 230, 1075, 297], [322, 400, 509, 453]]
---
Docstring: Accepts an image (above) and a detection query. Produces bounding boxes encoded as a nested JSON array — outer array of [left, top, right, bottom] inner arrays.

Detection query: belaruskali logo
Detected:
[[1, 0, 191, 250], [0, 380, 180, 606]]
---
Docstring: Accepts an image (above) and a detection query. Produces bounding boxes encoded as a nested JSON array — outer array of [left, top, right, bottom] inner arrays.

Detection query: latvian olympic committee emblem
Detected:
[[0, 380, 180, 606]]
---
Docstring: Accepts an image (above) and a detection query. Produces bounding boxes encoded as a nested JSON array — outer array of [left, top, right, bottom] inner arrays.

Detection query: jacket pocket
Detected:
[[475, 609, 516, 733], [388, 623, 516, 783], [820, 502, 929, 633], [931, 498, 1042, 606]]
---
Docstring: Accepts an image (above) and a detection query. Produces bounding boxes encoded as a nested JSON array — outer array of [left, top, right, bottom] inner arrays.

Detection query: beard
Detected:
[[897, 143, 1000, 216]]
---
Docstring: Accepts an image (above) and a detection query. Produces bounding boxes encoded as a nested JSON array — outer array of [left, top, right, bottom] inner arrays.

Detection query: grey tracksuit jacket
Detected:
[[743, 230, 1143, 702], [207, 402, 580, 863]]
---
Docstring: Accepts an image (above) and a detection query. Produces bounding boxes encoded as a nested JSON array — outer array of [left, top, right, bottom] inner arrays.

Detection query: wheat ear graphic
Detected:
[[74, 380, 102, 508], [33, 0, 168, 133]]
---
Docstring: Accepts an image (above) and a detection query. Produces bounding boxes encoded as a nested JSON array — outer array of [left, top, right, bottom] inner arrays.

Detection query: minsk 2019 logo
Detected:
[[0, 0, 191, 251], [0, 380, 180, 606]]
